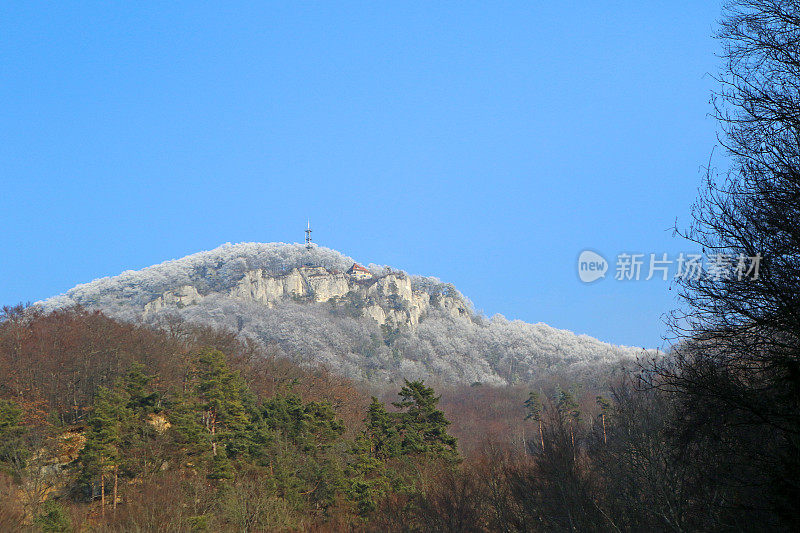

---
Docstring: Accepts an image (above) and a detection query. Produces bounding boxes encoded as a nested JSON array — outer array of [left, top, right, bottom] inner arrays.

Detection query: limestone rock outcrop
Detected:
[[226, 266, 350, 307], [143, 285, 203, 315], [143, 265, 469, 329]]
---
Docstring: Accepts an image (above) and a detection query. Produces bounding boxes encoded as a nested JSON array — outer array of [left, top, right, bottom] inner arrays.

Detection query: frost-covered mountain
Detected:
[[41, 242, 645, 386]]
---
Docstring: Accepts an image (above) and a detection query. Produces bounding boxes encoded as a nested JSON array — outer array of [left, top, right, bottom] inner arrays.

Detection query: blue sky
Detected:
[[1, 2, 724, 348]]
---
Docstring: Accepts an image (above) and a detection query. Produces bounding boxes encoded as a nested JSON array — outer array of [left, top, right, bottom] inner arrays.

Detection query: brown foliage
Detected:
[[0, 473, 25, 532]]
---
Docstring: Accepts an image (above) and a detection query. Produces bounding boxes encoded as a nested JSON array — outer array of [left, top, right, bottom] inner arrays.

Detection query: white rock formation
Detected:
[[143, 285, 203, 316], [145, 265, 466, 329]]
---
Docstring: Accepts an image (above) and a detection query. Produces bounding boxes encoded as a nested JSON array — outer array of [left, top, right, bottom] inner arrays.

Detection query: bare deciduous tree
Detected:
[[662, 0, 800, 527]]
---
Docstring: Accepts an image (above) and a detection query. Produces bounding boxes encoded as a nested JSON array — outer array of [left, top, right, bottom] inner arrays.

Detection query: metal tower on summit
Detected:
[[305, 220, 313, 249]]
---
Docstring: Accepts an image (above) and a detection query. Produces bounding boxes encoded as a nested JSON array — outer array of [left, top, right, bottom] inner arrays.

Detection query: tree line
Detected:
[[0, 307, 464, 531]]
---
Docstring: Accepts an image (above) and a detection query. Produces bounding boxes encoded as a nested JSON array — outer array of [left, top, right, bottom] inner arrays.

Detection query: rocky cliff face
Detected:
[[143, 285, 204, 315], [144, 264, 469, 329]]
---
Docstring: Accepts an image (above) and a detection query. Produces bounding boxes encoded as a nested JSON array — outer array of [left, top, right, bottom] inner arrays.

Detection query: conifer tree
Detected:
[[116, 364, 165, 483], [193, 349, 250, 459], [364, 397, 401, 460], [348, 398, 399, 516], [260, 393, 344, 454], [78, 386, 132, 517], [168, 390, 210, 459], [170, 349, 253, 480], [556, 389, 580, 450], [0, 399, 27, 469], [122, 362, 160, 414], [524, 391, 545, 450], [596, 395, 611, 445], [392, 380, 458, 461]]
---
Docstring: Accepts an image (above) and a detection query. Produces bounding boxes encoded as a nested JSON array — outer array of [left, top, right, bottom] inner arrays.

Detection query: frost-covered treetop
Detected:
[[36, 241, 647, 386], [40, 242, 464, 311]]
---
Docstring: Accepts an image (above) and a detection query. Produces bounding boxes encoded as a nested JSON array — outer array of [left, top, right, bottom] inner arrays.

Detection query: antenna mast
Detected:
[[305, 220, 313, 249]]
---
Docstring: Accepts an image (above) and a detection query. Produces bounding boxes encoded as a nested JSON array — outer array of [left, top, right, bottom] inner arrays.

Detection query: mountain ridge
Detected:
[[39, 242, 646, 386]]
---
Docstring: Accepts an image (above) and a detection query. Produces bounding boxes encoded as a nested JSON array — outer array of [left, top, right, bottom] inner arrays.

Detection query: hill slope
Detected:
[[41, 242, 645, 386]]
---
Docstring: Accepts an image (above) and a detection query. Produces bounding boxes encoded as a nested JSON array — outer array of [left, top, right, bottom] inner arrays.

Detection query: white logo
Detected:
[[578, 250, 608, 283]]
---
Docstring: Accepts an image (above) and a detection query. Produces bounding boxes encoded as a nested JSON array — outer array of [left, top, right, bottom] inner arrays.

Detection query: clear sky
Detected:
[[1, 2, 725, 349]]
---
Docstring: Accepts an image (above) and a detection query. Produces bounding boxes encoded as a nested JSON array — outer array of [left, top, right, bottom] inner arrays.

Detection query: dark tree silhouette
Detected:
[[662, 0, 800, 527]]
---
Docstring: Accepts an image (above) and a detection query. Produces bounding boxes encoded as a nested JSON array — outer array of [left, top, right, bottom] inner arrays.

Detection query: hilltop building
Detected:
[[347, 263, 373, 280]]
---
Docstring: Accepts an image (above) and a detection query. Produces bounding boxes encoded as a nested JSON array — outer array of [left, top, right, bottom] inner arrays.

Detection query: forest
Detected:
[[0, 294, 794, 531], [0, 305, 729, 532], [0, 305, 610, 531], [3, 0, 800, 530]]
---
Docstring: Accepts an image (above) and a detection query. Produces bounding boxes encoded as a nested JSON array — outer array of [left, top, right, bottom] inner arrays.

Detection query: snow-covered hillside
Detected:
[[40, 242, 646, 386]]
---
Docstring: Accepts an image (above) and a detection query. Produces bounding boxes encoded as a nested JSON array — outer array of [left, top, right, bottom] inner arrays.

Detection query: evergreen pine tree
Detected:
[[122, 362, 160, 414], [392, 380, 458, 461], [170, 349, 253, 479], [524, 391, 545, 450], [596, 395, 611, 445], [78, 386, 132, 517], [364, 397, 401, 460], [347, 398, 399, 516], [556, 389, 580, 450], [0, 399, 27, 469]]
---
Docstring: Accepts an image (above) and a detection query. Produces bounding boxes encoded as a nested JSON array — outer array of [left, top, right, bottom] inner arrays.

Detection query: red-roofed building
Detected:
[[346, 263, 373, 280]]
